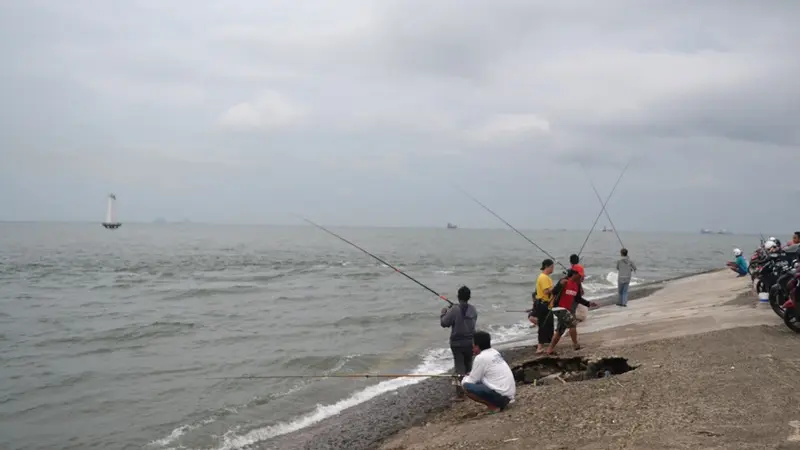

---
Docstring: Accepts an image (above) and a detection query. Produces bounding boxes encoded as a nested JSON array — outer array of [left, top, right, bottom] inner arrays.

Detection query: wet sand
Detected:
[[259, 269, 760, 450]]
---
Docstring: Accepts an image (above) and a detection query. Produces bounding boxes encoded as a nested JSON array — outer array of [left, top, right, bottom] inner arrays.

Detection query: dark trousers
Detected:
[[534, 300, 554, 345], [451, 345, 474, 375]]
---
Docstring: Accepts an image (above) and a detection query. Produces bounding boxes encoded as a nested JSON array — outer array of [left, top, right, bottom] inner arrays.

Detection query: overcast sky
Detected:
[[1, 1, 798, 232]]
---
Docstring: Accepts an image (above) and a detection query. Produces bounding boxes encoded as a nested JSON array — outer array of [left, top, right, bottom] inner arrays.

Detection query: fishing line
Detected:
[[456, 187, 568, 272], [297, 215, 454, 306], [576, 160, 631, 258], [582, 164, 625, 250], [209, 373, 457, 380]]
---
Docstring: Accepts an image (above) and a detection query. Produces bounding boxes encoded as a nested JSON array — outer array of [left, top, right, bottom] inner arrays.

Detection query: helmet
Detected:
[[765, 241, 776, 250], [733, 248, 742, 256], [769, 237, 777, 242]]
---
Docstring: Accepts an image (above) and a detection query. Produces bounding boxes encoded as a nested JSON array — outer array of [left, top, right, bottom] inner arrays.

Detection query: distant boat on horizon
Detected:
[[700, 228, 732, 235], [601, 226, 613, 232], [447, 222, 458, 229], [102, 194, 121, 230]]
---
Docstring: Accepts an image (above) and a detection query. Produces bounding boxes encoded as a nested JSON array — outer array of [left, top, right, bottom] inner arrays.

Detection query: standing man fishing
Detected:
[[616, 248, 637, 306], [532, 259, 555, 354], [546, 269, 596, 355], [301, 216, 475, 395], [441, 286, 477, 400]]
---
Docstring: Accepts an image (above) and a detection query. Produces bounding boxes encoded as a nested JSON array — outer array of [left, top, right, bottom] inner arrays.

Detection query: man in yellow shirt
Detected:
[[530, 259, 555, 353]]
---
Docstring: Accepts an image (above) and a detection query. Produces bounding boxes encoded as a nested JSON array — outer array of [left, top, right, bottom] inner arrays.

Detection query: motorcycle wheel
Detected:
[[769, 288, 786, 318], [783, 308, 800, 333]]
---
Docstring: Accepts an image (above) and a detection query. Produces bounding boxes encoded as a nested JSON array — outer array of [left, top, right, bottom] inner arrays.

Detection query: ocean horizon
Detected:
[[0, 220, 775, 237]]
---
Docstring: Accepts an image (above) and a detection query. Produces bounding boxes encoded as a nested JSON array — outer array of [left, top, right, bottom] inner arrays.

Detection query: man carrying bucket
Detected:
[[545, 270, 597, 355]]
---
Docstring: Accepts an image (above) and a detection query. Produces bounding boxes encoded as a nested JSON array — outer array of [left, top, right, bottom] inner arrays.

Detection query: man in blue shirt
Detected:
[[726, 248, 748, 277]]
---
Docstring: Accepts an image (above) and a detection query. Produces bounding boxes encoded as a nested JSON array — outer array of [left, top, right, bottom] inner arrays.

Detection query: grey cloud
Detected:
[[1, 0, 799, 231]]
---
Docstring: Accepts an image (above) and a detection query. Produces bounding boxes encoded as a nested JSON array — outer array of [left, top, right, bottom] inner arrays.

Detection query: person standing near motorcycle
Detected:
[[784, 232, 800, 253]]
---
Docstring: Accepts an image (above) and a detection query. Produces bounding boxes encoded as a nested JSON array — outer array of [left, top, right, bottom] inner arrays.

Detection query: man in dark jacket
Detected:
[[441, 286, 478, 399]]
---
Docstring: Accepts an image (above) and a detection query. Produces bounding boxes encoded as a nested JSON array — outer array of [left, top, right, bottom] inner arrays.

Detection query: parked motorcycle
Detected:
[[769, 265, 796, 318], [750, 253, 797, 318], [782, 270, 800, 333]]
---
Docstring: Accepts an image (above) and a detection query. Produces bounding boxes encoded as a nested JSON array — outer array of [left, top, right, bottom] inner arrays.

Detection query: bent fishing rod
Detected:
[[209, 373, 457, 380], [582, 164, 625, 250], [456, 187, 568, 272], [576, 160, 630, 258], [298, 216, 454, 306]]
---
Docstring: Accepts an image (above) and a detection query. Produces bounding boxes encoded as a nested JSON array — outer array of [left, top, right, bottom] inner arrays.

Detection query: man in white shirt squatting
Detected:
[[460, 330, 516, 413]]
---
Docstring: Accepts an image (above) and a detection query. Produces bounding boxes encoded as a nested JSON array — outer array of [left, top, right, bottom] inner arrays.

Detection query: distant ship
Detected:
[[102, 194, 122, 230], [447, 222, 458, 229], [601, 226, 613, 232], [700, 228, 732, 235]]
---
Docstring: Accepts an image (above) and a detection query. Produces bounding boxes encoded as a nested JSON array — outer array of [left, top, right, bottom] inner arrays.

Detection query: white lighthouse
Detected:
[[102, 193, 122, 229]]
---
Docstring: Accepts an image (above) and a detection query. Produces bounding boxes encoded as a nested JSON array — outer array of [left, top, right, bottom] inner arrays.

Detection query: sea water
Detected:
[[0, 223, 751, 450]]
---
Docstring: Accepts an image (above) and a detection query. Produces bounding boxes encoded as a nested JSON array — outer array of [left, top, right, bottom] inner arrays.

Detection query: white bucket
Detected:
[[575, 304, 589, 322], [758, 292, 769, 303]]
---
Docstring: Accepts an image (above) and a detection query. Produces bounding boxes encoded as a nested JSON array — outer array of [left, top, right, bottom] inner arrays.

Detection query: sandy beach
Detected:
[[379, 270, 800, 450]]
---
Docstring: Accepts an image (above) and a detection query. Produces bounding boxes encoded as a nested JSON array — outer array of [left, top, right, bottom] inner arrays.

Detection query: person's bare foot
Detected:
[[573, 344, 582, 351]]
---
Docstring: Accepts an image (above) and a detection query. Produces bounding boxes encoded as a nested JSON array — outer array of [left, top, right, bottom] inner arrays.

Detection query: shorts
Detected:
[[553, 308, 578, 334], [462, 382, 511, 410]]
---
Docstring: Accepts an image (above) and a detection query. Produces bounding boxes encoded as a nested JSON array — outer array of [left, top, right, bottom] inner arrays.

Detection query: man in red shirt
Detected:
[[569, 254, 585, 281], [545, 269, 595, 355]]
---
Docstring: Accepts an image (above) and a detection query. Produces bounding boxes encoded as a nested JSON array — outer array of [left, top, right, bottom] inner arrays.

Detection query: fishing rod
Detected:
[[209, 373, 457, 380], [576, 160, 631, 258], [298, 216, 454, 306], [582, 164, 625, 250], [456, 187, 568, 272]]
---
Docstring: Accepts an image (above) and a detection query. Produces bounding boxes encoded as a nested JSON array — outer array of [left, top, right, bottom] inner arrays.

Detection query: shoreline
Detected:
[[257, 268, 728, 450], [380, 269, 795, 450]]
